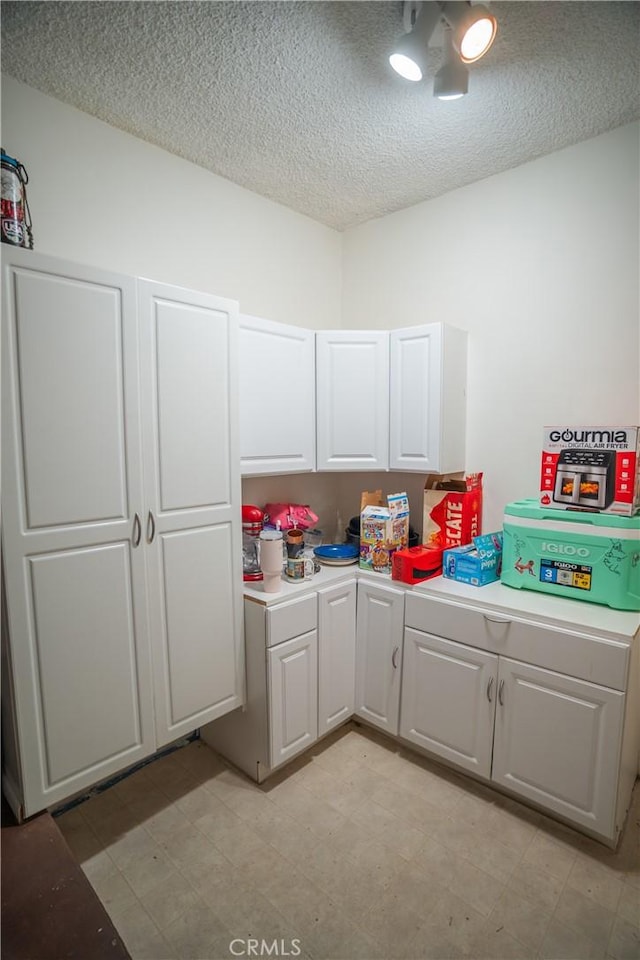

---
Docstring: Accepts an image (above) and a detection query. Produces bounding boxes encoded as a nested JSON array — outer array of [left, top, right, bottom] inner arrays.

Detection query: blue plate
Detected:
[[314, 543, 358, 561]]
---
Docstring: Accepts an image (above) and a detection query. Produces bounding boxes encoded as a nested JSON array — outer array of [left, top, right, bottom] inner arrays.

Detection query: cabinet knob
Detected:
[[392, 646, 399, 669], [487, 676, 494, 702], [498, 678, 505, 706], [484, 614, 511, 625], [132, 512, 142, 547]]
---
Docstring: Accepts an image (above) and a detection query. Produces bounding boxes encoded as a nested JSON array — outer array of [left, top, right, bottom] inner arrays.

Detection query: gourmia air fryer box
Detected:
[[540, 426, 640, 516], [501, 500, 640, 611]]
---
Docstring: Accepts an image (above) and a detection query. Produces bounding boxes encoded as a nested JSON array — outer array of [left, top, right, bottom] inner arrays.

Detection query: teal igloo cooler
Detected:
[[501, 500, 640, 611]]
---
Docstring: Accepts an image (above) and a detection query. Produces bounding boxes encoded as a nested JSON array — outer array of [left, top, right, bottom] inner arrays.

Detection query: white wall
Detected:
[[342, 123, 640, 530], [0, 77, 342, 329]]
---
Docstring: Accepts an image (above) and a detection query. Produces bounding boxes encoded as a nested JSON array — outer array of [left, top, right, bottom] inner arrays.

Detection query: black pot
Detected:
[[345, 528, 360, 550]]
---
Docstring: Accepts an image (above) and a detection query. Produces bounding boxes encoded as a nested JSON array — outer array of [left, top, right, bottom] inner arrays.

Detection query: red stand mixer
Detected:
[[242, 505, 264, 581]]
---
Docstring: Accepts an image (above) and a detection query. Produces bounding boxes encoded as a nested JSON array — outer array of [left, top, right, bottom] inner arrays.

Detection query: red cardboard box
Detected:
[[422, 473, 483, 549], [540, 426, 640, 516]]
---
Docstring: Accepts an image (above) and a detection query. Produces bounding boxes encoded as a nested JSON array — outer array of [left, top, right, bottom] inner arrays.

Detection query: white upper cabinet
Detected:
[[389, 323, 467, 473], [316, 330, 389, 471], [239, 314, 315, 475]]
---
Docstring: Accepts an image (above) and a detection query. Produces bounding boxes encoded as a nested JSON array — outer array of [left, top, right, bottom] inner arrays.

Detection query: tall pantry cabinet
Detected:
[[1, 250, 245, 819]]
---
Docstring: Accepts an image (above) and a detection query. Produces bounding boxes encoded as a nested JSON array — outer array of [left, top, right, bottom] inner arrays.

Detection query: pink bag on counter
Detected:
[[263, 503, 319, 531]]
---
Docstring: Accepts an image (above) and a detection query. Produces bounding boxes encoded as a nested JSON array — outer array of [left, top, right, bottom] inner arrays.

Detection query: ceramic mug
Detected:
[[286, 528, 304, 558], [285, 556, 315, 580]]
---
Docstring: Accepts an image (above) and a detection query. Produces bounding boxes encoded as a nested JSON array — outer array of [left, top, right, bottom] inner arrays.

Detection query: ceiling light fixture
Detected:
[[440, 2, 497, 63], [433, 25, 469, 100], [389, 1, 497, 98]]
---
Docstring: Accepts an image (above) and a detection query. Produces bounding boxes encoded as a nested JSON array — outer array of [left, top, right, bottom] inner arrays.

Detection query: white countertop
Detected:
[[413, 577, 640, 642], [243, 562, 361, 605], [243, 563, 640, 641]]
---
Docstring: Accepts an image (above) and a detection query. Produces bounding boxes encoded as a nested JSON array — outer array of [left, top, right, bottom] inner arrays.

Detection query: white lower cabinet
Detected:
[[204, 586, 359, 781], [206, 576, 637, 845], [268, 631, 318, 768], [318, 581, 357, 735], [400, 629, 497, 777], [402, 590, 637, 845], [492, 658, 624, 835], [355, 580, 405, 735]]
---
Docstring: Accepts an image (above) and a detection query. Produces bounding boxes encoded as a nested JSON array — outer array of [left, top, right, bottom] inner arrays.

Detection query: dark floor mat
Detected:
[[1, 800, 131, 960]]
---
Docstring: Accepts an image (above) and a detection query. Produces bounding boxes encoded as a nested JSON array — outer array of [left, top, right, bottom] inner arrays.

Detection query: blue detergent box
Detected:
[[443, 532, 503, 586], [501, 500, 640, 610]]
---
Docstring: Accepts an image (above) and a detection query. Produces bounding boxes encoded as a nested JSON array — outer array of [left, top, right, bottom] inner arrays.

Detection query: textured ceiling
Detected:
[[2, 1, 639, 230]]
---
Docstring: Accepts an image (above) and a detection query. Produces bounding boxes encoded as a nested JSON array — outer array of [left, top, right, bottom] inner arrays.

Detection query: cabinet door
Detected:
[[316, 331, 389, 471], [389, 324, 467, 473], [239, 315, 315, 475], [355, 580, 405, 735], [138, 280, 244, 748], [400, 629, 497, 778], [492, 658, 625, 840], [1, 250, 154, 816], [318, 580, 357, 735], [268, 631, 318, 768]]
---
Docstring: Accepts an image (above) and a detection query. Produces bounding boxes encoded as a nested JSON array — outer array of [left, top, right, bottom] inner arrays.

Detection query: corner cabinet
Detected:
[[316, 323, 467, 474], [355, 579, 405, 735], [1, 250, 244, 818], [318, 580, 357, 735], [389, 323, 467, 473], [316, 330, 389, 471], [238, 314, 315, 475]]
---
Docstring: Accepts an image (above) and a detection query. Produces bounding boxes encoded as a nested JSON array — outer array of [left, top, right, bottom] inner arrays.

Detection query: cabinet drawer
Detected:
[[404, 594, 629, 691], [266, 594, 317, 648]]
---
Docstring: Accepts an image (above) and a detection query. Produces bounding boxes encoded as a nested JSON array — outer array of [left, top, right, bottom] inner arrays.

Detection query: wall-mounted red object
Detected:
[[392, 545, 443, 584]]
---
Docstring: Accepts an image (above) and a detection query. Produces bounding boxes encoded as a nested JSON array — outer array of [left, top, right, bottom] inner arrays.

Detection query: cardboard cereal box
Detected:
[[359, 490, 410, 574]]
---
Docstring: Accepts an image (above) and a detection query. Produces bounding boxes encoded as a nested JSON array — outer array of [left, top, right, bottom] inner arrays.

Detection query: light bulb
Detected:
[[389, 52, 423, 82], [459, 17, 496, 62]]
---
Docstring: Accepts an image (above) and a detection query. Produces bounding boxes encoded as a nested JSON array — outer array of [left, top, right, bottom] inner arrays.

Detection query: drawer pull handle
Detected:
[[484, 615, 511, 625], [498, 679, 505, 706], [487, 677, 494, 702], [132, 512, 142, 547], [392, 646, 399, 669]]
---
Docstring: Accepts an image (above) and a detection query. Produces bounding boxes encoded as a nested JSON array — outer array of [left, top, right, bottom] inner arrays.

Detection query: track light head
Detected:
[[389, 1, 443, 82], [440, 2, 497, 63], [389, 30, 430, 81], [433, 25, 469, 99]]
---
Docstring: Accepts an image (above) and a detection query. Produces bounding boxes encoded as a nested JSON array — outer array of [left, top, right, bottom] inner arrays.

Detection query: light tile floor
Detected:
[[56, 722, 640, 960]]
